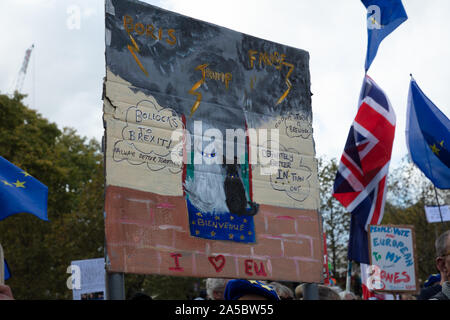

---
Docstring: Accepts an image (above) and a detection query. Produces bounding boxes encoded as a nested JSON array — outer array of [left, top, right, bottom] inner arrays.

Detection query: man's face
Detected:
[[436, 235, 450, 281]]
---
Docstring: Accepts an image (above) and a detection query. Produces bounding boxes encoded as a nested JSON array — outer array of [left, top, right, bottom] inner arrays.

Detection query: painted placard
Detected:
[[103, 0, 322, 282], [368, 225, 418, 293]]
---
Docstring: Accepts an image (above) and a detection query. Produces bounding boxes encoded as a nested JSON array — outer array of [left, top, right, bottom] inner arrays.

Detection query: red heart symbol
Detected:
[[208, 255, 226, 273]]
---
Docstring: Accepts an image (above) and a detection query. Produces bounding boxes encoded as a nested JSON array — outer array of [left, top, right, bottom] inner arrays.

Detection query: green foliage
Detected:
[[0, 94, 104, 299], [318, 156, 351, 276]]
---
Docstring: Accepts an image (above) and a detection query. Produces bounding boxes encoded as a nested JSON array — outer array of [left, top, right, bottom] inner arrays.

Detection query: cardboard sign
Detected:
[[71, 258, 106, 300], [103, 0, 322, 282], [368, 225, 418, 293]]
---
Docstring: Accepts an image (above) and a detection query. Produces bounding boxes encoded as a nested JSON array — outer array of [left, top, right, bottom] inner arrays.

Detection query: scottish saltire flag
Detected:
[[333, 76, 396, 264], [4, 260, 11, 281], [0, 156, 48, 221], [362, 0, 408, 71], [406, 78, 450, 189]]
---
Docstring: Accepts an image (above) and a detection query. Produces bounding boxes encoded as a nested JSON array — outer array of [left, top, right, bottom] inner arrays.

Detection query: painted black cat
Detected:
[[223, 160, 259, 217]]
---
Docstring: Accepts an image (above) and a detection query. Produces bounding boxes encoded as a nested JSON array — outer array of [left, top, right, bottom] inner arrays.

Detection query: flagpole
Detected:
[[412, 73, 444, 224], [0, 243, 4, 285], [346, 260, 352, 292], [433, 186, 444, 224]]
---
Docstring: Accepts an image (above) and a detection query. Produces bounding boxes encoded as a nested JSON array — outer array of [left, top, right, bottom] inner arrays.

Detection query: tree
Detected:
[[0, 93, 104, 299], [318, 156, 351, 278]]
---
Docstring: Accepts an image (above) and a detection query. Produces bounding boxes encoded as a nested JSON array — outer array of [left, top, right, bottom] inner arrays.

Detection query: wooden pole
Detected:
[[0, 243, 4, 285]]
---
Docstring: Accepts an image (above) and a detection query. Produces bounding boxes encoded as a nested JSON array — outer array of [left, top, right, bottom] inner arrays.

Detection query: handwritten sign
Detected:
[[424, 205, 450, 223], [71, 258, 106, 300], [103, 0, 322, 283], [368, 225, 418, 293]]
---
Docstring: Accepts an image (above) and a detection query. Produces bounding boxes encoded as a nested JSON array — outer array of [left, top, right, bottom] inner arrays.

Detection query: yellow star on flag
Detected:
[[13, 180, 26, 188], [430, 143, 440, 156], [211, 231, 216, 237], [195, 230, 200, 235], [196, 212, 202, 217], [228, 234, 234, 239], [21, 171, 32, 177], [215, 216, 220, 221], [2, 180, 13, 187]]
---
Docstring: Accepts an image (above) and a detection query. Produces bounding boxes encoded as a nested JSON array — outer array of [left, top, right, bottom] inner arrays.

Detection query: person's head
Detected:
[[206, 278, 227, 300], [435, 230, 450, 282], [295, 283, 305, 300], [339, 291, 357, 300], [269, 282, 294, 300], [224, 279, 280, 301], [318, 285, 341, 300], [400, 294, 415, 300]]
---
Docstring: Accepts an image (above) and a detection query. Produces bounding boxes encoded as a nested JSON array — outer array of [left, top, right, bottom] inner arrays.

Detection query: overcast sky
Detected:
[[0, 0, 449, 169]]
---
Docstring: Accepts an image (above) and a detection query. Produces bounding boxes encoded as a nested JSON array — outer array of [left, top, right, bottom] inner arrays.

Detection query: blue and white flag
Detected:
[[0, 156, 48, 221], [406, 78, 450, 189], [362, 0, 408, 72]]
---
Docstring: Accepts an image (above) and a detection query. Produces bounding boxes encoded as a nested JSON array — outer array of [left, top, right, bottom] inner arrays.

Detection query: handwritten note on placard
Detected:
[[368, 225, 418, 293]]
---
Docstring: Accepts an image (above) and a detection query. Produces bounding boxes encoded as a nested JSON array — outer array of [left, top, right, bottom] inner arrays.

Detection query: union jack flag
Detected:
[[333, 75, 396, 265]]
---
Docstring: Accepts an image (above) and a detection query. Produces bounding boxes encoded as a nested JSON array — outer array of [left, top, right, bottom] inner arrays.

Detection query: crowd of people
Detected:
[[1, 230, 449, 300]]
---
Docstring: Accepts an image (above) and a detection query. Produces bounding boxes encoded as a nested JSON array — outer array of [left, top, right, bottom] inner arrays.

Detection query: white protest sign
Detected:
[[424, 205, 450, 223], [71, 258, 106, 300], [368, 225, 418, 294]]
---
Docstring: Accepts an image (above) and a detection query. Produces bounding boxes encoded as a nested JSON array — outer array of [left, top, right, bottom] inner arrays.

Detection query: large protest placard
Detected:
[[71, 258, 106, 300], [368, 225, 419, 294], [103, 0, 322, 282]]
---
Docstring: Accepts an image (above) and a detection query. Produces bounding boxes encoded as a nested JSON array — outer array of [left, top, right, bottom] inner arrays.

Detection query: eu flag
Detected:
[[4, 260, 11, 281], [0, 156, 48, 221], [406, 79, 450, 189], [362, 0, 408, 72]]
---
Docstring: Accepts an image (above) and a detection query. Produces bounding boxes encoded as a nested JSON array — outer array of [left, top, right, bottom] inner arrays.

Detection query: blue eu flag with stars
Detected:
[[362, 0, 408, 72], [406, 78, 450, 189], [4, 260, 11, 281], [0, 156, 48, 221]]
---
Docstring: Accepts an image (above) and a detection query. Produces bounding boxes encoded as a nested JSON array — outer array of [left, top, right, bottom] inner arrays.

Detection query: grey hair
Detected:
[[435, 230, 450, 257], [206, 278, 227, 299], [269, 282, 294, 299]]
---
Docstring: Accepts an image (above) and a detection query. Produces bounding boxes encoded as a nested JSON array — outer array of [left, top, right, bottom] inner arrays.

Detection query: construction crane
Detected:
[[12, 44, 34, 94]]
